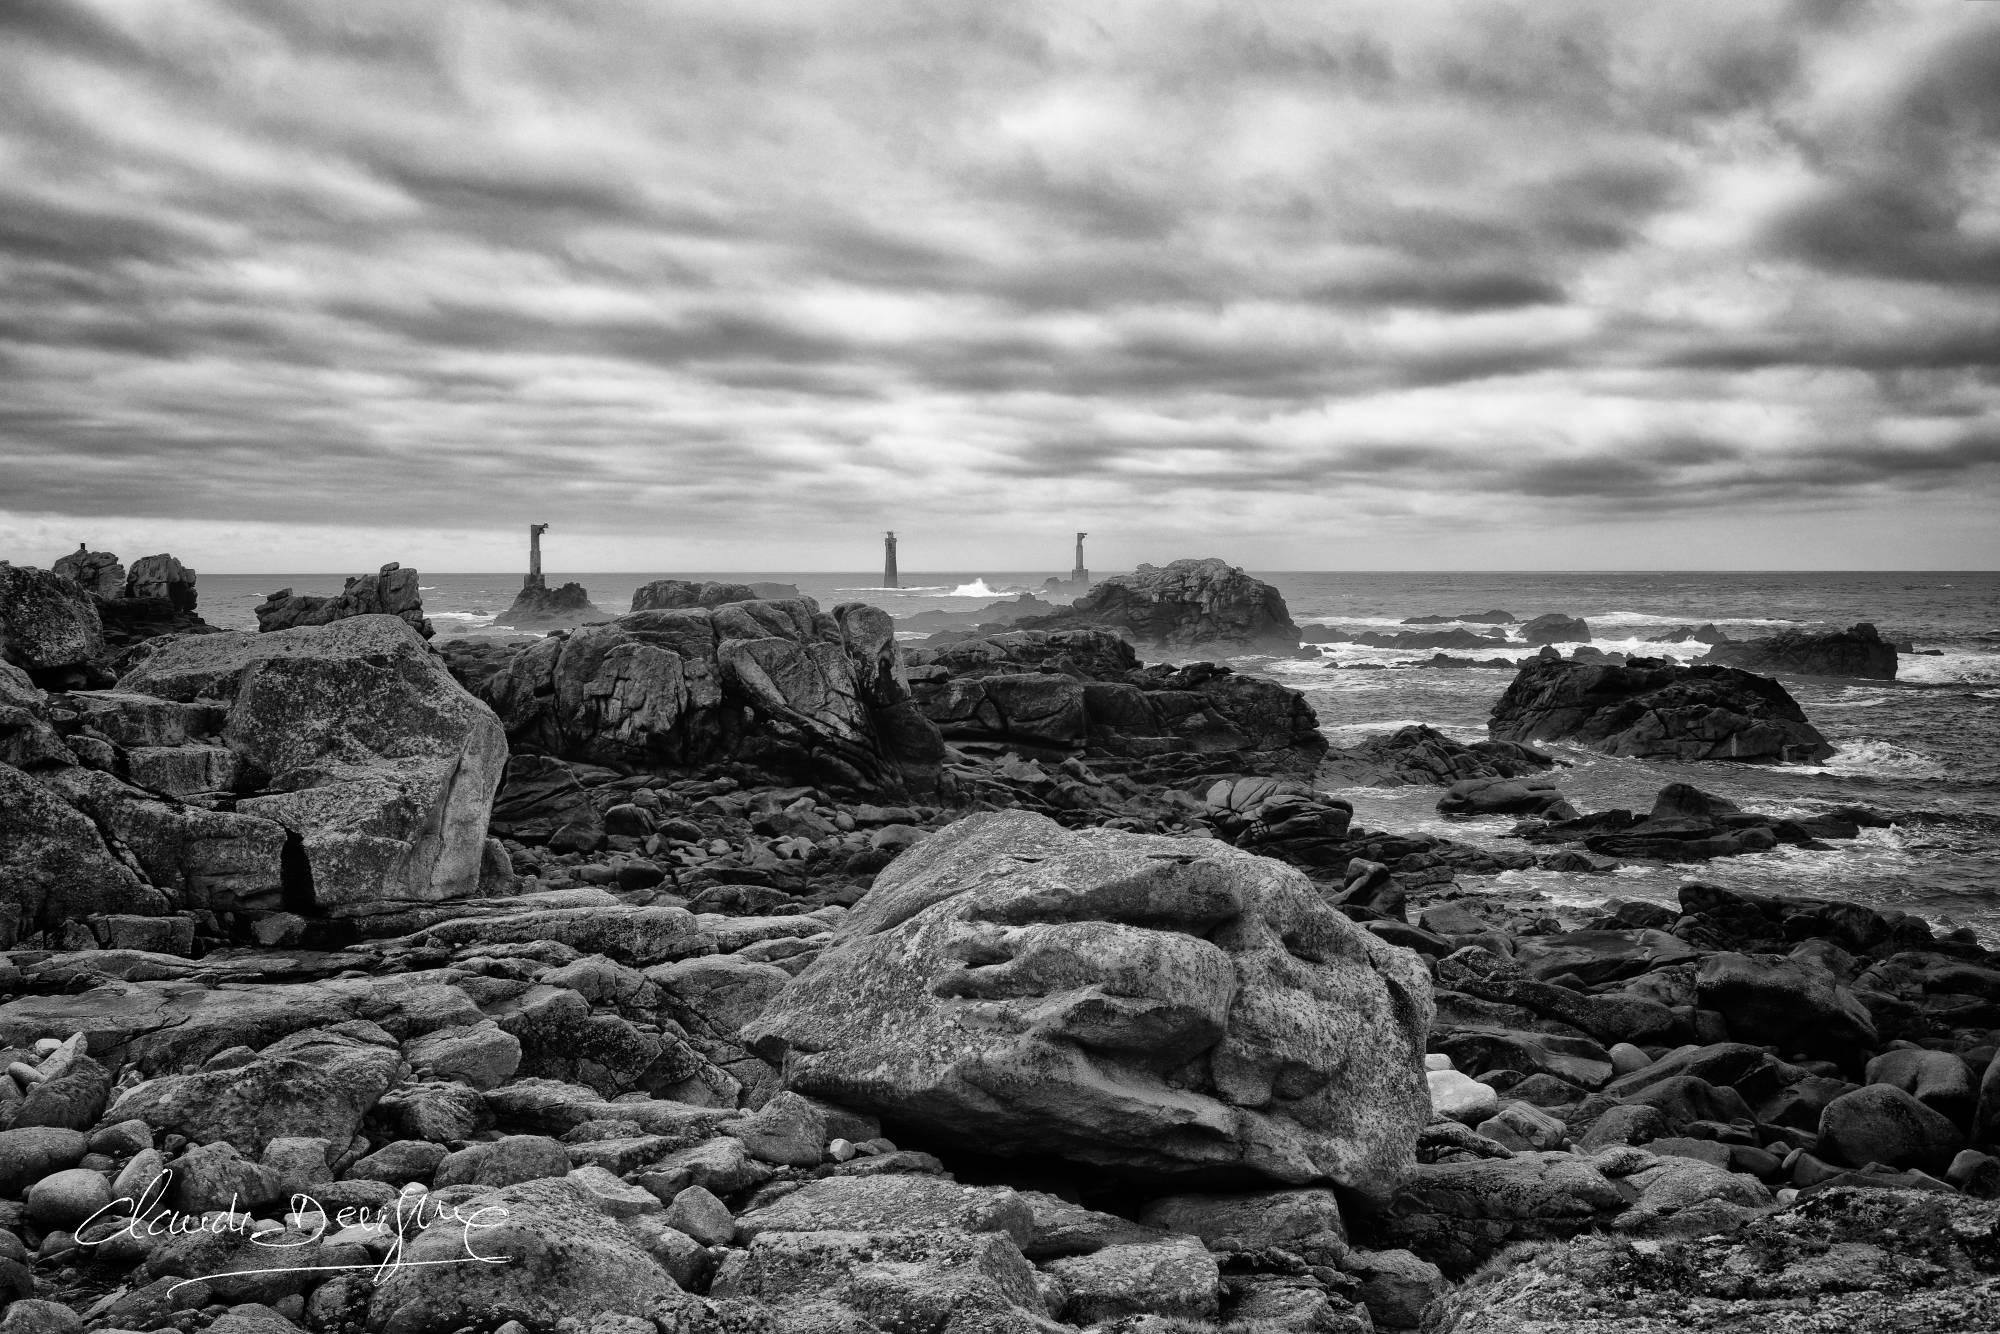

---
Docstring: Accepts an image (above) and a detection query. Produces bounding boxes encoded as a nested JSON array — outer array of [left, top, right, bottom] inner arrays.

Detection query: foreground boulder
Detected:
[[1489, 657, 1833, 763], [744, 809, 1434, 1194], [115, 615, 506, 914], [1016, 557, 1300, 652], [0, 563, 104, 687], [1426, 1187, 2000, 1332], [463, 598, 943, 798], [1708, 621, 1899, 680], [255, 561, 433, 639]]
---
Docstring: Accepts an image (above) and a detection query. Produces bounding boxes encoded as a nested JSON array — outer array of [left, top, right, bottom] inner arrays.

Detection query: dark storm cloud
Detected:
[[0, 0, 1997, 567]]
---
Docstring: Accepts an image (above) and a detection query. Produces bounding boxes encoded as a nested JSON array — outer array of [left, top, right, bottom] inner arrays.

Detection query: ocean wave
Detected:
[[1581, 610, 1807, 628], [429, 611, 498, 624], [835, 584, 953, 593], [945, 578, 1017, 598], [1897, 652, 2000, 687], [1802, 739, 1950, 781]]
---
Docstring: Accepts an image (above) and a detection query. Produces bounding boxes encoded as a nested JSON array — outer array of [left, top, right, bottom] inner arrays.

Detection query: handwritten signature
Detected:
[[78, 1169, 512, 1289]]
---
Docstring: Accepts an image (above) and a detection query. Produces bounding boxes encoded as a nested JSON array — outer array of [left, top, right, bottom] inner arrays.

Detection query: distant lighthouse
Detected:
[[1071, 532, 1089, 585], [883, 531, 899, 589], [526, 523, 549, 590]]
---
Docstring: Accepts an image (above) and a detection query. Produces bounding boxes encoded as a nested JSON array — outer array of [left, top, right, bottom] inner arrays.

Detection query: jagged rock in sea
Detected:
[[0, 564, 105, 688], [1488, 656, 1834, 763], [1519, 612, 1591, 645], [50, 545, 124, 599], [1312, 626, 1509, 650], [110, 614, 507, 915], [492, 579, 611, 631], [901, 591, 1062, 633], [1014, 557, 1300, 651], [1403, 609, 1516, 625], [1437, 775, 1577, 820], [743, 808, 1434, 1194], [903, 627, 1326, 776], [630, 578, 799, 611], [1518, 781, 1881, 862], [1647, 622, 1731, 645], [1318, 723, 1556, 788], [1707, 620, 1899, 680], [254, 561, 432, 639], [456, 597, 944, 798]]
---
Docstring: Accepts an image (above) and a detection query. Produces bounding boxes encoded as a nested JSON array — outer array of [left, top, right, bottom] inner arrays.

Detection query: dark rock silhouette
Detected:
[[1403, 609, 1516, 624], [630, 579, 798, 611], [1707, 622, 1898, 680], [1489, 657, 1834, 763], [1015, 557, 1299, 651], [1520, 612, 1591, 645], [494, 580, 611, 631]]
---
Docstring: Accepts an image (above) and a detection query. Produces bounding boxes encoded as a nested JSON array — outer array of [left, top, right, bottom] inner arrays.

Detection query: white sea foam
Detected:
[[945, 578, 1017, 597], [430, 611, 498, 625], [1803, 739, 1950, 780], [1898, 652, 2000, 686]]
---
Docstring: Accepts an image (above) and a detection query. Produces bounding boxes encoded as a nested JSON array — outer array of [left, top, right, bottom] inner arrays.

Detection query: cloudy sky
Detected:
[[2, 0, 1998, 574]]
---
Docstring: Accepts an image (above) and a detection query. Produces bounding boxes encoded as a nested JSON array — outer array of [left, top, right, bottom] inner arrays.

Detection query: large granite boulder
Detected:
[[743, 809, 1434, 1196], [114, 615, 506, 914], [0, 563, 104, 687], [255, 561, 432, 639], [1488, 657, 1833, 763], [52, 545, 124, 599], [1707, 622, 1898, 680], [0, 760, 164, 944], [125, 554, 197, 607], [1016, 557, 1300, 651], [492, 581, 610, 631], [470, 597, 942, 798]]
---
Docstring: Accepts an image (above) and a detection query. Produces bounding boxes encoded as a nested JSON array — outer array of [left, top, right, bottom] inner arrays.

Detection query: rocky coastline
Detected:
[[0, 554, 1993, 1333]]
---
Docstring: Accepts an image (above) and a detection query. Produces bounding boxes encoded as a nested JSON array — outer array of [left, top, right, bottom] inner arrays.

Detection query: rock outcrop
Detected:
[[51, 545, 124, 599], [629, 579, 799, 611], [904, 628, 1326, 776], [1708, 621, 1899, 680], [1519, 613, 1590, 645], [462, 598, 944, 799], [744, 809, 1434, 1194], [1488, 657, 1834, 763], [1318, 724, 1556, 788], [255, 562, 432, 639], [1520, 782, 1880, 862], [492, 581, 611, 631], [902, 592, 1063, 634], [1016, 558, 1299, 652], [124, 553, 196, 607], [114, 615, 506, 914], [0, 564, 104, 688]]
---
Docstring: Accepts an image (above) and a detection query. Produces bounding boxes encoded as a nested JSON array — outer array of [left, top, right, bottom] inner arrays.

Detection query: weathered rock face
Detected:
[[629, 579, 761, 611], [491, 580, 610, 631], [255, 562, 432, 639], [1708, 621, 1899, 680], [905, 629, 1326, 775], [0, 563, 105, 686], [1424, 1188, 2000, 1333], [0, 760, 165, 943], [1520, 613, 1590, 645], [1318, 724, 1555, 788], [116, 615, 506, 914], [124, 553, 196, 608], [744, 809, 1434, 1195], [1488, 657, 1834, 764], [51, 546, 125, 599], [467, 598, 943, 798], [1016, 557, 1300, 651]]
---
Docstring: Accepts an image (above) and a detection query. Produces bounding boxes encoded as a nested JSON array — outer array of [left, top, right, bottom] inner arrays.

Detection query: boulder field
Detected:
[[0, 574, 1995, 1330]]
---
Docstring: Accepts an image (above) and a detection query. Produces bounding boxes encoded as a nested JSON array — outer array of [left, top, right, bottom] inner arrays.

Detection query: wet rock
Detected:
[[1488, 658, 1834, 764], [1708, 622, 1898, 681], [1520, 613, 1590, 646], [1014, 557, 1300, 651]]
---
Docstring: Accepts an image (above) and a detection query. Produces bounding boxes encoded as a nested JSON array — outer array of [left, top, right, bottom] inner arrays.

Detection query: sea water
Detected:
[[195, 569, 2000, 934]]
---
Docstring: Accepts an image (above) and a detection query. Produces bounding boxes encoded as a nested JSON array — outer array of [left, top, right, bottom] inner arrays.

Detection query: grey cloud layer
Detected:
[[2, 0, 1998, 558]]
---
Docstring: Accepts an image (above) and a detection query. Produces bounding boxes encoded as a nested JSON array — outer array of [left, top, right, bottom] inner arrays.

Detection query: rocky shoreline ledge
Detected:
[[0, 557, 1994, 1333]]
